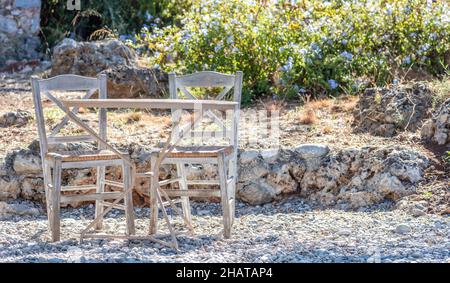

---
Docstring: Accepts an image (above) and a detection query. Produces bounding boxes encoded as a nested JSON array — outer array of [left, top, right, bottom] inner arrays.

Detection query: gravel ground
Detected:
[[0, 198, 449, 263]]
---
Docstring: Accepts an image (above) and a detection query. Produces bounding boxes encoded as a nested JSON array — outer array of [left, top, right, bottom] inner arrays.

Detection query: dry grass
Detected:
[[331, 96, 358, 113], [125, 112, 143, 124], [296, 97, 352, 125], [306, 99, 334, 110], [299, 109, 317, 125], [322, 125, 333, 134], [113, 111, 172, 126]]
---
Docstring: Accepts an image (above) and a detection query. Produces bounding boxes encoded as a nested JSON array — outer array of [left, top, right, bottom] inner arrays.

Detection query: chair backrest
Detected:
[[31, 74, 108, 160], [168, 71, 243, 147]]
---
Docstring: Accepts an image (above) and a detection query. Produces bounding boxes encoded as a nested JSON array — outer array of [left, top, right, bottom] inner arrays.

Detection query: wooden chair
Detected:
[[149, 71, 243, 238], [31, 74, 135, 242]]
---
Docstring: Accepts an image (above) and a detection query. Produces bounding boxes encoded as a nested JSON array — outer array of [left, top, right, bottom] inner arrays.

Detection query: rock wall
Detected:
[[0, 142, 429, 210], [0, 0, 41, 68], [237, 145, 429, 209]]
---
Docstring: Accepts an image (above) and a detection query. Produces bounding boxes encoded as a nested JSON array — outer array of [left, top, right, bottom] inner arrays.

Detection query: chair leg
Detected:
[[229, 178, 236, 226], [95, 166, 106, 230], [177, 162, 192, 230], [123, 163, 135, 235], [228, 158, 237, 226], [50, 157, 62, 242], [43, 162, 53, 231], [149, 155, 159, 235], [218, 152, 231, 238]]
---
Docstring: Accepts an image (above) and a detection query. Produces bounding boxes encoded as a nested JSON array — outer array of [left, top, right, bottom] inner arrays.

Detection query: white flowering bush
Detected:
[[129, 0, 450, 101]]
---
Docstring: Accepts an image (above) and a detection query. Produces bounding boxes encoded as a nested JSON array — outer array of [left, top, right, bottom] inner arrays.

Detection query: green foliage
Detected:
[[421, 191, 433, 199], [132, 0, 450, 102], [40, 0, 193, 54], [43, 107, 65, 124], [444, 151, 450, 164]]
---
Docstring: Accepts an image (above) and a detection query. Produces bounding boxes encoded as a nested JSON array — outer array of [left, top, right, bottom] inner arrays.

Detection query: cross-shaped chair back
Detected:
[[168, 71, 243, 146], [31, 74, 108, 161]]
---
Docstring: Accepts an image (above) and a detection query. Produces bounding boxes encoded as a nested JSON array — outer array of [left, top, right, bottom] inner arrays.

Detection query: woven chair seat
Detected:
[[45, 149, 128, 162], [152, 145, 234, 158]]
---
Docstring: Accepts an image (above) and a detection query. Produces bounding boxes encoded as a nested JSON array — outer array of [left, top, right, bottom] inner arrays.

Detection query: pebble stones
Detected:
[[0, 199, 448, 263]]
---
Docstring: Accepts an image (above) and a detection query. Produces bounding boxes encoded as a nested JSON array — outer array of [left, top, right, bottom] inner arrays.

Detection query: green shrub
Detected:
[[131, 0, 450, 102], [40, 0, 192, 54]]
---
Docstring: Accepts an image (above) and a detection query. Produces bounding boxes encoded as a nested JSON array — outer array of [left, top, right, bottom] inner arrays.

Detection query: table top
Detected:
[[61, 98, 239, 110]]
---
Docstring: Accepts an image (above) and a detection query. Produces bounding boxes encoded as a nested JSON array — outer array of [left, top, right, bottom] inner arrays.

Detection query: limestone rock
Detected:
[[266, 164, 298, 195], [0, 176, 20, 200], [12, 150, 42, 175], [50, 38, 168, 98], [100, 65, 168, 98], [260, 149, 280, 163], [294, 144, 329, 169], [237, 181, 276, 205], [294, 144, 330, 159], [421, 98, 450, 146], [238, 152, 270, 182], [0, 110, 32, 127], [354, 83, 433, 137], [51, 38, 137, 76]]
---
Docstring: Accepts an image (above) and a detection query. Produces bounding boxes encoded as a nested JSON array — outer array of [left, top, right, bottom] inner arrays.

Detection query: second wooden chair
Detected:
[[149, 71, 243, 238]]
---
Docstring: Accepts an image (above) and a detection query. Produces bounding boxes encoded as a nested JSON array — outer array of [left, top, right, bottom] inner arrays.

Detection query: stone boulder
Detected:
[[237, 148, 307, 205], [294, 144, 329, 169], [421, 98, 450, 146], [4, 147, 43, 176], [50, 38, 168, 98], [51, 38, 137, 76], [100, 65, 167, 98], [353, 83, 433, 137], [12, 150, 42, 175], [0, 110, 32, 127]]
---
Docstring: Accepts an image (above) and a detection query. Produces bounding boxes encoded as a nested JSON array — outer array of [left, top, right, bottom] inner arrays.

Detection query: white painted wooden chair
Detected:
[[31, 74, 135, 242], [149, 71, 243, 238]]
